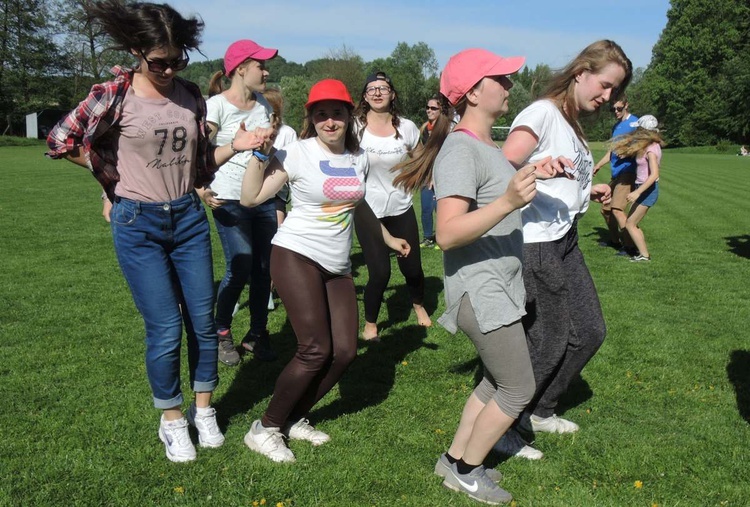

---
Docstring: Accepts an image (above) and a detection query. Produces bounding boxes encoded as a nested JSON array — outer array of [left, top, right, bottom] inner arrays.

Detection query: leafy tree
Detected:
[[278, 74, 313, 134], [637, 0, 750, 145], [0, 0, 64, 134], [304, 45, 365, 101]]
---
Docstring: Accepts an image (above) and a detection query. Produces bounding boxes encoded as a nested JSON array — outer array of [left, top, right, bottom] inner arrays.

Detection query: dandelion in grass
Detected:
[[435, 428, 444, 434], [276, 503, 284, 507], [261, 499, 267, 505], [634, 480, 643, 489], [174, 486, 184, 494], [253, 501, 259, 506], [401, 361, 408, 366]]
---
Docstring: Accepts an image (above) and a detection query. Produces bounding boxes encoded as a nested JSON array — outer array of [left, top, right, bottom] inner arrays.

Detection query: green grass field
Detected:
[[2, 142, 749, 506]]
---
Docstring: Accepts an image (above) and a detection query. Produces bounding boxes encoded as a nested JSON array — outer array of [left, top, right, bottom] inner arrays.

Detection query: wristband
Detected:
[[251, 150, 269, 162], [230, 138, 245, 154]]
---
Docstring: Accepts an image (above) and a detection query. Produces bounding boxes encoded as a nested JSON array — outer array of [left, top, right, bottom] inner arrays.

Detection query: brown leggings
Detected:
[[262, 246, 358, 428]]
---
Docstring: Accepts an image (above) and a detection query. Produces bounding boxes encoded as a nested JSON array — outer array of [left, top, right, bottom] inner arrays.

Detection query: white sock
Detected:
[[196, 406, 212, 416]]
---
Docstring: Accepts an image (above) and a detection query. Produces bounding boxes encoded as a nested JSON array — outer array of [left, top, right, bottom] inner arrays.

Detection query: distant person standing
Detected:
[[263, 87, 299, 227], [593, 96, 638, 254], [612, 115, 664, 262], [418, 95, 442, 248], [354, 71, 431, 341]]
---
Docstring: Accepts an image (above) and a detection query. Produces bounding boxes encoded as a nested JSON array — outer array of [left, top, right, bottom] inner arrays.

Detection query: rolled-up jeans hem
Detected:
[[153, 393, 184, 410], [192, 379, 219, 393]]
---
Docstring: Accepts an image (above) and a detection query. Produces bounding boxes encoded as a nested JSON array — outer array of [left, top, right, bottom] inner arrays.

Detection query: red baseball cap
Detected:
[[440, 48, 525, 105], [305, 79, 354, 109], [223, 39, 278, 76]]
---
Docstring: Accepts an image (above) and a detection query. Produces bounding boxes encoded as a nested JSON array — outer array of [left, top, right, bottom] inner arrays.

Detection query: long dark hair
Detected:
[[301, 102, 360, 153], [353, 71, 402, 140], [542, 39, 632, 144], [392, 94, 455, 193], [84, 1, 203, 55]]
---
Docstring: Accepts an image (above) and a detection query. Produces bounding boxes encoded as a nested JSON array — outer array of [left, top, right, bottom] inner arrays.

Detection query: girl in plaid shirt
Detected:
[[47, 0, 265, 463]]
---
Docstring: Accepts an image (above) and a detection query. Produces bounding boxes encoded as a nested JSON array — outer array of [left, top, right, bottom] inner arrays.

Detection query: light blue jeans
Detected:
[[111, 192, 218, 409]]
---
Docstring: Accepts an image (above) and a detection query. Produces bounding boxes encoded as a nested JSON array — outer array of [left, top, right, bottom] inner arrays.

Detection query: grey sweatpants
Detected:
[[521, 224, 606, 420], [457, 296, 536, 419]]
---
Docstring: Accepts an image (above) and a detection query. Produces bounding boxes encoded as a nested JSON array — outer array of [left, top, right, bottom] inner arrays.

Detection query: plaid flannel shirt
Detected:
[[46, 66, 217, 201]]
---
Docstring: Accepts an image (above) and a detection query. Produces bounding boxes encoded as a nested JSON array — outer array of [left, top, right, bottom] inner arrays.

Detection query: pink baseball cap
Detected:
[[440, 48, 525, 105], [305, 79, 354, 109], [223, 39, 278, 76]]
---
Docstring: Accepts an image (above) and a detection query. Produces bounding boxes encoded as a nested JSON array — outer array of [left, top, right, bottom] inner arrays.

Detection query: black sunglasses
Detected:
[[611, 106, 625, 113], [139, 50, 190, 73], [426, 106, 440, 111]]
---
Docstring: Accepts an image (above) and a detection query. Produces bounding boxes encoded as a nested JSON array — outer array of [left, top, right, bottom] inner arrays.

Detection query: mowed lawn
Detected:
[[1, 142, 749, 506]]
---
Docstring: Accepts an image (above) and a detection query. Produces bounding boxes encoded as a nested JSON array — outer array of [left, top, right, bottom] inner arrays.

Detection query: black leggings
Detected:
[[262, 246, 358, 428], [354, 206, 425, 323]]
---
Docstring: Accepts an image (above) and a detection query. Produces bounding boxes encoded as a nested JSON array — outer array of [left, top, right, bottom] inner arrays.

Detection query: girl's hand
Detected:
[[626, 191, 640, 203], [504, 164, 537, 209], [386, 235, 411, 258], [231, 123, 272, 153], [591, 183, 612, 205], [532, 156, 574, 179], [200, 188, 225, 209]]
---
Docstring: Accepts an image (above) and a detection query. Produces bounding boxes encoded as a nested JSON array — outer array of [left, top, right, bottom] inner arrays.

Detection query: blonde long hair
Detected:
[[543, 40, 632, 144], [611, 128, 664, 158]]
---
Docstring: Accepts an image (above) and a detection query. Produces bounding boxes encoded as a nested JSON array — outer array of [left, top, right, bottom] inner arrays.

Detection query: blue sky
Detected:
[[171, 0, 671, 71]]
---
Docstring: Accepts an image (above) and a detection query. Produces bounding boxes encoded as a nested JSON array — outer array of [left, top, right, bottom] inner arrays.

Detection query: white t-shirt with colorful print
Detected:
[[271, 137, 368, 274]]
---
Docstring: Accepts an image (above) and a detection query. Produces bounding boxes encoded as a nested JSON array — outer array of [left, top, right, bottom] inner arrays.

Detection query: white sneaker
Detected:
[[232, 303, 240, 317], [493, 428, 543, 460], [285, 418, 330, 446], [158, 416, 197, 463], [530, 414, 580, 434], [267, 293, 275, 311], [186, 403, 225, 448], [244, 420, 295, 463]]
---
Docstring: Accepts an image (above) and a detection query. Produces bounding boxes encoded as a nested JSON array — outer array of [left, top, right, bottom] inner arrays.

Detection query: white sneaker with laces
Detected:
[[530, 414, 580, 434], [244, 420, 295, 462], [186, 403, 225, 448], [493, 428, 543, 460], [285, 418, 330, 446], [158, 416, 197, 463]]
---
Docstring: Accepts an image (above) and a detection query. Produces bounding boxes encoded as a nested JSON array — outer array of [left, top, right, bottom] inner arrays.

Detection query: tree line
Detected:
[[3, 0, 748, 145]]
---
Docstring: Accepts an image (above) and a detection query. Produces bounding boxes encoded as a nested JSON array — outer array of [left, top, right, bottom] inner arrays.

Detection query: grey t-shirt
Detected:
[[433, 132, 526, 334]]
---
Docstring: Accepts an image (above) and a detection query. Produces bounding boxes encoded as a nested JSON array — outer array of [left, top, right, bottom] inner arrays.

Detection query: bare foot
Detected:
[[413, 304, 432, 327], [361, 321, 380, 341]]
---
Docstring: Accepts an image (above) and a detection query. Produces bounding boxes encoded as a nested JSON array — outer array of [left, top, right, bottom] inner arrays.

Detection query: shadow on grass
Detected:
[[582, 225, 612, 247], [725, 235, 750, 259], [727, 350, 750, 423], [214, 299, 439, 429], [311, 324, 436, 423], [212, 317, 298, 429]]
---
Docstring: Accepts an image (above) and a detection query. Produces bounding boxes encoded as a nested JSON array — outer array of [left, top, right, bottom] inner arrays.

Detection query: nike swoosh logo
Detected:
[[456, 477, 479, 493]]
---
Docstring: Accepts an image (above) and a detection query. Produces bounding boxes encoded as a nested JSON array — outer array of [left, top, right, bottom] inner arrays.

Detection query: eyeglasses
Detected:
[[426, 106, 440, 111], [365, 85, 392, 96], [139, 50, 190, 73], [611, 106, 624, 113]]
